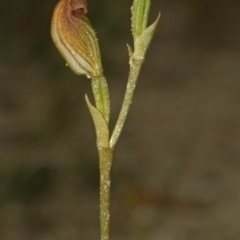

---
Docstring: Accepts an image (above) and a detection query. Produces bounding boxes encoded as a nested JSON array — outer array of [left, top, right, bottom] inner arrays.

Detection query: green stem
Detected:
[[110, 55, 144, 149], [91, 75, 111, 124], [98, 146, 113, 240]]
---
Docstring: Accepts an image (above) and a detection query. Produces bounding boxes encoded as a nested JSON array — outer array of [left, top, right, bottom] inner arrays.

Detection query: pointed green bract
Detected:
[[127, 44, 133, 57], [134, 13, 161, 57], [85, 95, 109, 148]]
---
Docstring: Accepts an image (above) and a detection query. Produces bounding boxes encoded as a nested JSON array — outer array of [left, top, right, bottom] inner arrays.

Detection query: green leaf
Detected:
[[131, 0, 151, 41], [85, 95, 109, 148]]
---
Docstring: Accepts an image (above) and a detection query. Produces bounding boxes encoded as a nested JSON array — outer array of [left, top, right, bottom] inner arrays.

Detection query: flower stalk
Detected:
[[110, 1, 160, 149], [50, 0, 159, 239]]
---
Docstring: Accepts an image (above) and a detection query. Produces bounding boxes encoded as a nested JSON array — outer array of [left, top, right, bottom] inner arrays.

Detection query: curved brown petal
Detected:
[[51, 0, 102, 78]]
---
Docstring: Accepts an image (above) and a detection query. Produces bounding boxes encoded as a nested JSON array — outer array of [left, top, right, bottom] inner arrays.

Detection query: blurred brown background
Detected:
[[0, 0, 240, 239]]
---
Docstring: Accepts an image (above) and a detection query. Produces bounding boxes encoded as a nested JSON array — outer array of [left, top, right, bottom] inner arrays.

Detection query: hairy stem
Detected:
[[110, 56, 144, 149], [98, 147, 113, 240]]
